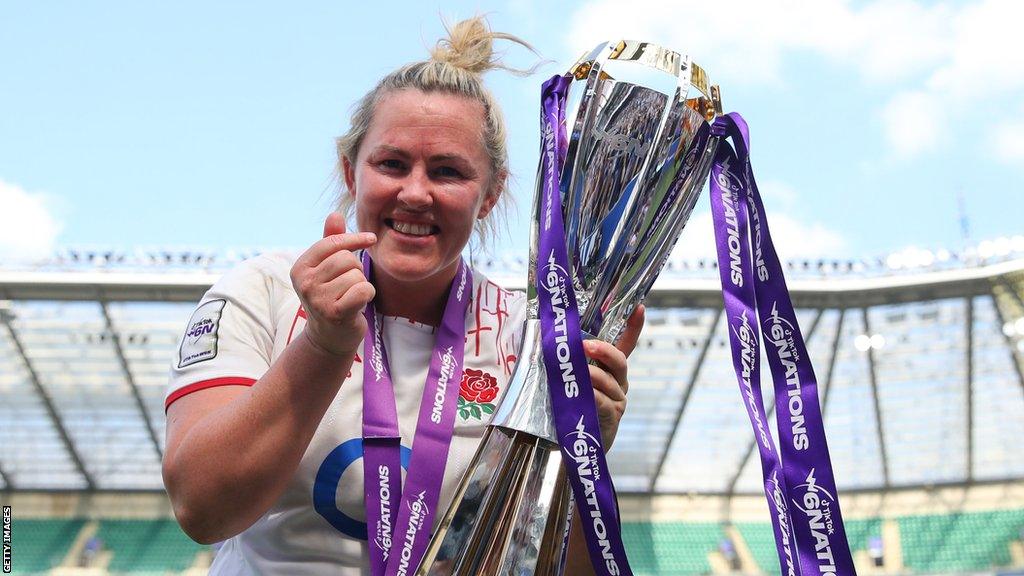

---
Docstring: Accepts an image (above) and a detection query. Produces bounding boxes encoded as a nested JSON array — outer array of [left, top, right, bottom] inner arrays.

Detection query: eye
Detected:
[[377, 158, 405, 172], [433, 165, 465, 179]]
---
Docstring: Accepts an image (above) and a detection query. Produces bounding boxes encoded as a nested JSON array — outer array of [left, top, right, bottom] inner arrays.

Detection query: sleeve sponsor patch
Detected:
[[178, 299, 227, 368]]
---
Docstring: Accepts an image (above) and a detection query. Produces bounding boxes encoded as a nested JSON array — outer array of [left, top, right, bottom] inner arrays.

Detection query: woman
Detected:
[[163, 16, 643, 575]]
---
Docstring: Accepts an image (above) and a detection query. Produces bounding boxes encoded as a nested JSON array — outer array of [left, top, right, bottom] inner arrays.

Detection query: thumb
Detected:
[[323, 211, 347, 238], [615, 304, 645, 358]]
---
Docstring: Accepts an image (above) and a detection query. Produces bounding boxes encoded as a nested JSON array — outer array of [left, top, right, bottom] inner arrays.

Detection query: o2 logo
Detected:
[[313, 438, 411, 540]]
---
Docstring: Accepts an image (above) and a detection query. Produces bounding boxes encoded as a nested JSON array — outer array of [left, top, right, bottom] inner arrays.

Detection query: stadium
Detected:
[[1, 238, 1022, 575]]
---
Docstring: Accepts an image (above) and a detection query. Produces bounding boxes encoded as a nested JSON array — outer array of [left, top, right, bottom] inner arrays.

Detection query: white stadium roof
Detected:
[[1, 245, 1023, 495]]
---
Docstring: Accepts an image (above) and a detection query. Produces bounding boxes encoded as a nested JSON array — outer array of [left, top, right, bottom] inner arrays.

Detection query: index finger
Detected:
[[298, 231, 376, 268]]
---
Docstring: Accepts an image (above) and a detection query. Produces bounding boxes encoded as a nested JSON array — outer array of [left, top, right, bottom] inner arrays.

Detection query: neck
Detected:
[[371, 264, 459, 327]]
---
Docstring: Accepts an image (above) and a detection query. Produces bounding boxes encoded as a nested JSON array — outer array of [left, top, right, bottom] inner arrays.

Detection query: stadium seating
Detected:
[[622, 521, 725, 574], [732, 517, 884, 574], [899, 509, 1024, 572], [8, 510, 1024, 575], [9, 518, 85, 574], [95, 519, 205, 573], [735, 522, 782, 574], [631, 511, 1024, 575]]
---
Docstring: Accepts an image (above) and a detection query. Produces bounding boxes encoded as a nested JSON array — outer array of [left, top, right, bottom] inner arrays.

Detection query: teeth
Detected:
[[392, 221, 434, 236]]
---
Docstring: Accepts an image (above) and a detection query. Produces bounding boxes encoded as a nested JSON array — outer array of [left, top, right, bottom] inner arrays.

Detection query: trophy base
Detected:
[[416, 426, 571, 576]]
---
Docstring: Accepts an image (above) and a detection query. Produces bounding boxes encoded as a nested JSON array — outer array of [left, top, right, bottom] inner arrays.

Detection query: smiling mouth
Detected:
[[386, 219, 439, 237]]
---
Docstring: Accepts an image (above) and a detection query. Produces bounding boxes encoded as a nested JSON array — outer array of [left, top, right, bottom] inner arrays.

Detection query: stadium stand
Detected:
[[1, 242, 1023, 574], [899, 509, 1024, 573], [5, 512, 1023, 574], [622, 521, 725, 574], [9, 518, 85, 574], [96, 519, 205, 574], [735, 522, 781, 574]]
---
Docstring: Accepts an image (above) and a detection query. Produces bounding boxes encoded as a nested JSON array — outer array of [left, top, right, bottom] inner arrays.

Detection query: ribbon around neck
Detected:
[[360, 252, 472, 576]]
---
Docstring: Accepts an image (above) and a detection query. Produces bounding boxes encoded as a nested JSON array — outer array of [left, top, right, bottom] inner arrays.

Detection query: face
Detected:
[[343, 89, 499, 289]]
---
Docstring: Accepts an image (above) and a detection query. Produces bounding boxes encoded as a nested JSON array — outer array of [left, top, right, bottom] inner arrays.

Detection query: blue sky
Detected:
[[1, 0, 1021, 264]]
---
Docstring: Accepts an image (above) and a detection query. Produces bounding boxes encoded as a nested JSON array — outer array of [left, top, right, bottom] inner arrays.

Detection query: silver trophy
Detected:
[[416, 40, 723, 575]]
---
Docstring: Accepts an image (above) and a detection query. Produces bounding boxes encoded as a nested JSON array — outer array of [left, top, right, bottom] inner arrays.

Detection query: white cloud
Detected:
[[847, 0, 953, 83], [671, 177, 846, 262], [672, 209, 847, 261], [995, 119, 1024, 165], [566, 0, 835, 85], [767, 213, 848, 259], [565, 0, 951, 86], [758, 179, 800, 210], [565, 0, 1022, 159], [0, 179, 63, 261], [882, 0, 1024, 157], [926, 0, 1024, 98], [881, 91, 944, 157], [671, 211, 718, 260]]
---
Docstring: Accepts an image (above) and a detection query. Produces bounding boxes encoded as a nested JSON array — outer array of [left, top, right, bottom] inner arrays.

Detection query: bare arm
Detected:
[[163, 333, 356, 543], [163, 214, 376, 544]]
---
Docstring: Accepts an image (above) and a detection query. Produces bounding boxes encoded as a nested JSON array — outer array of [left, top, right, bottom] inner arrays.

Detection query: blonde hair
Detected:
[[336, 16, 535, 250]]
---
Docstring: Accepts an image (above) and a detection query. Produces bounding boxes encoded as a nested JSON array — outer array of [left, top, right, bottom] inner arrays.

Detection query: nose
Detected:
[[395, 167, 433, 210]]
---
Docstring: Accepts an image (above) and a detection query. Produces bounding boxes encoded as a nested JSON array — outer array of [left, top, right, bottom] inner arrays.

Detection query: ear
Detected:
[[342, 155, 357, 199], [477, 171, 505, 219]]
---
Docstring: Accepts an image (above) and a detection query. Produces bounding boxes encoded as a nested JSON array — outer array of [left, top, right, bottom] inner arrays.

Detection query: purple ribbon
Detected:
[[537, 74, 634, 576], [361, 253, 472, 576], [710, 143, 801, 575], [711, 113, 857, 576]]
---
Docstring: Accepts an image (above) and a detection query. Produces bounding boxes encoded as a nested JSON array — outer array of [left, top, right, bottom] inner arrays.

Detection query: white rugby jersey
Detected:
[[166, 252, 528, 575]]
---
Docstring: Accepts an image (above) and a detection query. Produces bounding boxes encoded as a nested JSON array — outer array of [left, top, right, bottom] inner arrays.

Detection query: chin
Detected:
[[372, 249, 454, 284]]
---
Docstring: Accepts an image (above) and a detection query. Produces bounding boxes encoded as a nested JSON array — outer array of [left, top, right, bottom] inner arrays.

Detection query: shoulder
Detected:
[[207, 251, 298, 301], [224, 251, 297, 285], [188, 251, 301, 347]]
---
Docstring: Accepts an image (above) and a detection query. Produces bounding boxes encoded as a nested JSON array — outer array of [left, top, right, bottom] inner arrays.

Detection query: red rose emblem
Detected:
[[460, 369, 499, 403]]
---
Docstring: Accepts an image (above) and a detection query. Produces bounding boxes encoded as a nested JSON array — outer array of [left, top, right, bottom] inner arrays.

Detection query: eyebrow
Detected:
[[372, 145, 470, 164], [373, 145, 409, 159]]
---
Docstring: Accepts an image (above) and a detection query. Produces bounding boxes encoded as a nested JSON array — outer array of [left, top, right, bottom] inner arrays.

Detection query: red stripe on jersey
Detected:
[[165, 376, 257, 411], [287, 305, 307, 345], [468, 283, 492, 357]]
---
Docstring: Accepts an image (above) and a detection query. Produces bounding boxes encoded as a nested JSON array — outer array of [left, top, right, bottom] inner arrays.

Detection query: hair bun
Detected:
[[430, 16, 534, 76]]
